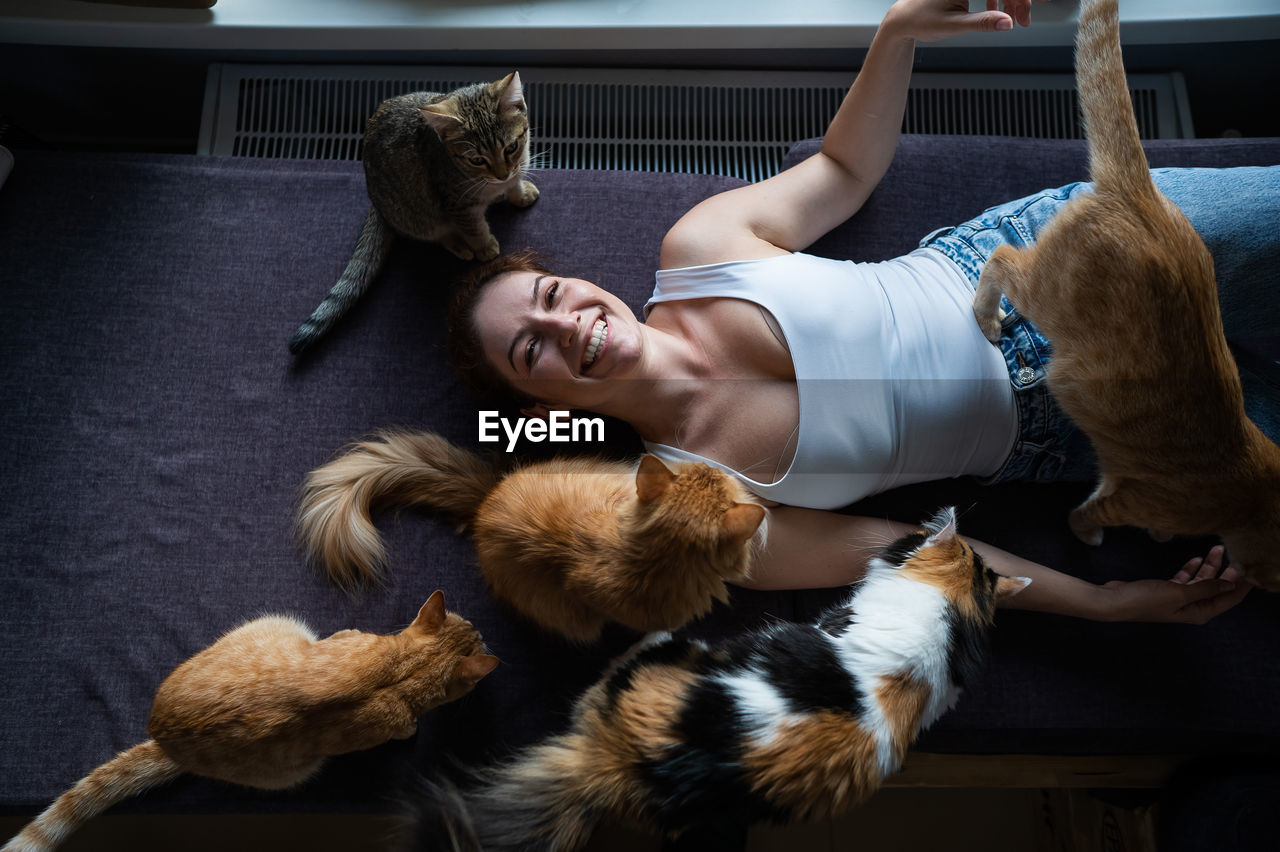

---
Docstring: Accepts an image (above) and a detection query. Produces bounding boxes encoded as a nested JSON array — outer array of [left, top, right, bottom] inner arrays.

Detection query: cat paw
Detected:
[[1068, 511, 1104, 546], [509, 179, 539, 208], [474, 235, 500, 261], [978, 318, 1003, 344], [443, 236, 476, 261], [973, 307, 1005, 344]]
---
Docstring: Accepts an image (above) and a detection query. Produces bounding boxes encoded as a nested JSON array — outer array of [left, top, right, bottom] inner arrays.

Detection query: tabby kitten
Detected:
[[971, 0, 1280, 589], [289, 71, 538, 354], [1, 591, 497, 852], [404, 508, 1029, 849], [296, 429, 766, 643]]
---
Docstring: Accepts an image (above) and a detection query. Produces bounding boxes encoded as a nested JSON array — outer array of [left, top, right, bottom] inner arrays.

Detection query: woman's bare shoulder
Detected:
[[659, 192, 790, 270]]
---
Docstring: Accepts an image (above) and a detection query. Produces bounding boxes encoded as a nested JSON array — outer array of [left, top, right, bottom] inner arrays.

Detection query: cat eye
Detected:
[[469, 156, 487, 166], [505, 140, 519, 155]]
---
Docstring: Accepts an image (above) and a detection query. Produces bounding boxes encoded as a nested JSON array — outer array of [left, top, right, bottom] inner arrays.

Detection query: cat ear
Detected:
[[421, 101, 462, 140], [635, 454, 676, 502], [995, 575, 1033, 600], [721, 502, 766, 545], [411, 590, 448, 633], [922, 507, 958, 544], [494, 71, 526, 115], [457, 653, 500, 683]]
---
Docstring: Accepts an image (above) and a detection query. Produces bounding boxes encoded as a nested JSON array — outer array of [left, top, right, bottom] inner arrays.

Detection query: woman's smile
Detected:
[[582, 317, 609, 372], [475, 270, 644, 408]]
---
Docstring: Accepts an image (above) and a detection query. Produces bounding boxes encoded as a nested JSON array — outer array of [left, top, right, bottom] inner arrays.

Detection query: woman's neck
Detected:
[[604, 311, 711, 444], [614, 298, 800, 466]]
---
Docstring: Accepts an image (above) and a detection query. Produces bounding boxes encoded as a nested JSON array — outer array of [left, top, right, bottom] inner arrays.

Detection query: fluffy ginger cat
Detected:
[[971, 0, 1280, 589], [1, 591, 497, 852], [403, 508, 1030, 849], [296, 430, 766, 643]]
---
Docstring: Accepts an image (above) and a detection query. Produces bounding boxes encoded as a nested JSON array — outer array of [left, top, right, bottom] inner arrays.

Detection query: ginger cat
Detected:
[[2, 591, 497, 852], [971, 0, 1280, 589], [296, 430, 766, 643]]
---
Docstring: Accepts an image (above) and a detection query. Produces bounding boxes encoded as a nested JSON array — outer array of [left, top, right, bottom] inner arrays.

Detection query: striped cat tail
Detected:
[[1075, 0, 1154, 199], [2, 741, 181, 852], [407, 734, 604, 852], [296, 430, 500, 589], [288, 206, 394, 354]]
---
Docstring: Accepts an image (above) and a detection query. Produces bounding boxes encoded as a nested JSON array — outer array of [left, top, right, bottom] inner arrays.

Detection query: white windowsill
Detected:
[[0, 0, 1277, 52]]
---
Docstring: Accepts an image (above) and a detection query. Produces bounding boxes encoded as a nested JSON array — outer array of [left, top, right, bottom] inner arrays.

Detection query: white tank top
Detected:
[[642, 249, 1018, 510]]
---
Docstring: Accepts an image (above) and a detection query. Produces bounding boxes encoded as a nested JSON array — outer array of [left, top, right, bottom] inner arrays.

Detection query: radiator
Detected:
[[199, 64, 1193, 180]]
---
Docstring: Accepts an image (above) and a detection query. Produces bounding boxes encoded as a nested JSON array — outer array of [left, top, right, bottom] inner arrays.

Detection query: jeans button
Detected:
[[1017, 366, 1037, 385]]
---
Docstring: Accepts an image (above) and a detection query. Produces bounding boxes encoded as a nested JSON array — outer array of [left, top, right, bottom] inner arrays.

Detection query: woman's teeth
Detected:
[[584, 318, 607, 368]]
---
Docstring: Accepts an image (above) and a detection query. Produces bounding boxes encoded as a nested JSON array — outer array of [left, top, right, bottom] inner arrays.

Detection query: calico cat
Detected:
[[403, 508, 1029, 849], [971, 0, 1280, 589], [288, 72, 539, 354], [296, 429, 766, 643], [1, 591, 497, 852]]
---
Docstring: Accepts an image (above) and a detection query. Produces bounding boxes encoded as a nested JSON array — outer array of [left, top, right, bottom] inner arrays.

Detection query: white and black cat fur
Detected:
[[403, 508, 1029, 850]]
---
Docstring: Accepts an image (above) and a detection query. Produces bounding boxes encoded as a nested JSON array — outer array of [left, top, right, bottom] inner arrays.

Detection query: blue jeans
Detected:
[[920, 166, 1280, 484]]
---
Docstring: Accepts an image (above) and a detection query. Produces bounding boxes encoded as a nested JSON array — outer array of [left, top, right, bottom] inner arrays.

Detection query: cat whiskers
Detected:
[[840, 518, 903, 557], [458, 176, 494, 204], [522, 147, 554, 175], [841, 540, 889, 561]]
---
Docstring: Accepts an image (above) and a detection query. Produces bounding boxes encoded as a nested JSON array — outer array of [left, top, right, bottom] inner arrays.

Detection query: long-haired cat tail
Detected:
[[400, 508, 1030, 850], [289, 72, 538, 354], [297, 429, 765, 643], [971, 0, 1280, 589], [1, 592, 497, 852], [296, 430, 500, 590]]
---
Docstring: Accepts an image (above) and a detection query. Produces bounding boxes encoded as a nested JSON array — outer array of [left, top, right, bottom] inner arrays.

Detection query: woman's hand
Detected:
[[883, 0, 1047, 43], [1099, 545, 1254, 624], [660, 0, 1047, 268]]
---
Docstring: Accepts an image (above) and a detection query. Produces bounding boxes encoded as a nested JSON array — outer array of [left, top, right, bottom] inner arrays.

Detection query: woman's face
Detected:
[[474, 269, 643, 412]]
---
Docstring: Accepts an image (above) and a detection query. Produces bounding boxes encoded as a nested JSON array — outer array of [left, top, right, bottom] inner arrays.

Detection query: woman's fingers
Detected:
[[1178, 575, 1252, 624], [1172, 544, 1227, 584]]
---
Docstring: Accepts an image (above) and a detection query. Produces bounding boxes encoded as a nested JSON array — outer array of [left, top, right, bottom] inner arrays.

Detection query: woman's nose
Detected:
[[538, 311, 577, 344]]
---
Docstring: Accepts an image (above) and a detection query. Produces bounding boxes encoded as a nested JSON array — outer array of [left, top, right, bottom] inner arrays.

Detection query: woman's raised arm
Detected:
[[660, 0, 1044, 269]]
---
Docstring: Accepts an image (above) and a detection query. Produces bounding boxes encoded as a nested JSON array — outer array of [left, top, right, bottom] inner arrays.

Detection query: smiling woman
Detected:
[[479, 271, 644, 389], [447, 249, 651, 416], [429, 0, 1280, 628]]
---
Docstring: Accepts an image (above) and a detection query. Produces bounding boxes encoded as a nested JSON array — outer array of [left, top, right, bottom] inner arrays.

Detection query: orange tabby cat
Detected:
[[296, 430, 766, 642], [1, 591, 497, 852], [971, 0, 1280, 589]]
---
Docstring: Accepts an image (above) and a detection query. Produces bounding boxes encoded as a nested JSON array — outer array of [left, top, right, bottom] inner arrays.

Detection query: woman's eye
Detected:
[[545, 282, 559, 307], [525, 337, 537, 368]]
